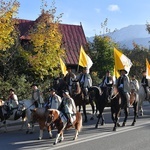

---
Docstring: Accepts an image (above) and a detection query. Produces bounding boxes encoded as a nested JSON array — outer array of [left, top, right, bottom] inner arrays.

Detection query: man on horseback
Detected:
[[5, 88, 18, 116], [77, 67, 92, 102], [64, 67, 76, 95], [31, 83, 43, 108], [44, 88, 62, 110], [58, 90, 76, 126], [141, 71, 149, 100], [100, 70, 114, 100], [117, 69, 130, 108]]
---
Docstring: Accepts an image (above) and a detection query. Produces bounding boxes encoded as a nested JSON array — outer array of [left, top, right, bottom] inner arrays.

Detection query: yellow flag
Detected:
[[114, 47, 132, 78], [79, 46, 93, 70], [146, 58, 150, 79], [59, 58, 67, 76]]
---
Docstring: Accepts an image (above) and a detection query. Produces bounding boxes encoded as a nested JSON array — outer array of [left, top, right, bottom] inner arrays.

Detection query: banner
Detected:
[[114, 47, 132, 78], [59, 58, 67, 76], [146, 58, 150, 79]]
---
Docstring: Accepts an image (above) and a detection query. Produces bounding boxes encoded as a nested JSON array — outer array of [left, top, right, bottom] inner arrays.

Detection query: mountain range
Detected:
[[87, 25, 150, 49]]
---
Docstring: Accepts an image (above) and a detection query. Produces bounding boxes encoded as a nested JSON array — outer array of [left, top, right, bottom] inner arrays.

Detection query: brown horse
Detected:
[[30, 107, 52, 140], [45, 109, 82, 145], [71, 80, 96, 122]]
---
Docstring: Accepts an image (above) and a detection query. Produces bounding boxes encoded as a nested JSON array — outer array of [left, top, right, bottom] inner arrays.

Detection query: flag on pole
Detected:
[[146, 58, 150, 79], [59, 57, 67, 76], [114, 47, 132, 78], [79, 46, 93, 71]]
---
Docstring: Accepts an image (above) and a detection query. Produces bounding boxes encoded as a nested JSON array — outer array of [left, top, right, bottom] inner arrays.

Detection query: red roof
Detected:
[[17, 19, 88, 65]]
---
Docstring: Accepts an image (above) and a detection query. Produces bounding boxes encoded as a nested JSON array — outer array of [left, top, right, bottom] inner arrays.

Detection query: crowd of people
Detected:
[[3, 66, 150, 125]]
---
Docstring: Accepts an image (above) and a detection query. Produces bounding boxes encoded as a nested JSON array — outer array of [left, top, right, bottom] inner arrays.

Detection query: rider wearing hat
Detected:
[[58, 90, 76, 126], [44, 88, 62, 109], [117, 69, 130, 108], [63, 66, 76, 95], [77, 67, 92, 101]]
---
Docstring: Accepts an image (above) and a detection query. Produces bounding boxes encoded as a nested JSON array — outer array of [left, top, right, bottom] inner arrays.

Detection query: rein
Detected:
[[20, 101, 35, 112], [109, 92, 119, 100]]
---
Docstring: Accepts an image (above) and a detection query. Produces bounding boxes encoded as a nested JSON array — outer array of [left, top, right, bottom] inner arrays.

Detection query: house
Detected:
[[17, 16, 88, 71]]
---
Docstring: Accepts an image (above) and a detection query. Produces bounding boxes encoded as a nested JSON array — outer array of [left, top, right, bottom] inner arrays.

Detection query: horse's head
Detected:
[[45, 109, 59, 126], [71, 79, 81, 95], [110, 85, 119, 97]]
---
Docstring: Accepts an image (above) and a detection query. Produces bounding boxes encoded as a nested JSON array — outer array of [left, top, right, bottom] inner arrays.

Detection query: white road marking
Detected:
[[14, 120, 150, 150]]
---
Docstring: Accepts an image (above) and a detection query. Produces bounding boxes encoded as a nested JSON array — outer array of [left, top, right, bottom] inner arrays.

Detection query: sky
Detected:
[[16, 0, 150, 37]]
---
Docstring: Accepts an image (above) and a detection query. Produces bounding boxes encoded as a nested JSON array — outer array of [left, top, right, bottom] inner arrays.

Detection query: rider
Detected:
[[117, 69, 130, 108], [31, 83, 43, 108], [63, 66, 76, 95], [77, 67, 92, 102], [100, 70, 114, 98], [141, 71, 149, 100], [44, 88, 62, 110], [58, 90, 76, 126], [6, 88, 18, 115], [130, 75, 139, 93]]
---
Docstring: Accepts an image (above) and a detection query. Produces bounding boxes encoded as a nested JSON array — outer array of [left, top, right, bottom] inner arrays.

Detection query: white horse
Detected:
[[138, 85, 150, 116], [18, 99, 36, 134], [0, 99, 26, 132]]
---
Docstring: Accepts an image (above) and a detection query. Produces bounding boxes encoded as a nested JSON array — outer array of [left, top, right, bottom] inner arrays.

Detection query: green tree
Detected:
[[89, 35, 117, 79], [25, 2, 64, 80]]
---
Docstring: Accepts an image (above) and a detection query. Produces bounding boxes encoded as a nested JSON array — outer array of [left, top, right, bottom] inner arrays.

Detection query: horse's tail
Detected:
[[76, 111, 82, 132]]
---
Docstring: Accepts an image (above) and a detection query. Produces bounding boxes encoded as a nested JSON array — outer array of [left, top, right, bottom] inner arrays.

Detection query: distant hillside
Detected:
[[87, 25, 150, 49]]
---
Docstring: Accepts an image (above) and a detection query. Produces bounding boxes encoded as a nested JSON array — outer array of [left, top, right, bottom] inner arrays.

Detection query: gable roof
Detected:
[[17, 19, 88, 65]]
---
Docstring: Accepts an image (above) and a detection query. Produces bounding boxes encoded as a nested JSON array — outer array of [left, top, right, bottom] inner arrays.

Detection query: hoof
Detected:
[[122, 122, 126, 127], [131, 122, 135, 126], [90, 117, 94, 120], [113, 127, 116, 131], [53, 142, 56, 145], [38, 137, 42, 140], [101, 122, 105, 126], [26, 131, 29, 134], [117, 123, 121, 127], [95, 125, 98, 128]]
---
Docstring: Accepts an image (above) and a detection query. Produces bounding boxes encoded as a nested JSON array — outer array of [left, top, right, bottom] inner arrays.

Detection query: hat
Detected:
[[118, 69, 128, 74], [31, 83, 38, 87], [67, 66, 71, 70], [63, 90, 70, 96], [9, 88, 15, 92], [106, 70, 110, 73], [49, 88, 55, 92], [83, 67, 88, 70]]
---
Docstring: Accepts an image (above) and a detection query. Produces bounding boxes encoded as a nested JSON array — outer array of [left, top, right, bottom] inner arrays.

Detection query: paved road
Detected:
[[0, 103, 150, 150]]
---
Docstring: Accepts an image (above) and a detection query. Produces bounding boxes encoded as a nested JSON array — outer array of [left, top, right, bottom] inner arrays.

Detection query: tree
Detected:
[[0, 0, 19, 50], [89, 35, 117, 79], [25, 2, 64, 80]]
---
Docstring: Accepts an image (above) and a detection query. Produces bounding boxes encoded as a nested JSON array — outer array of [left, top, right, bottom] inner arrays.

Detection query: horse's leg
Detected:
[[47, 125, 53, 139], [101, 113, 105, 125], [89, 100, 95, 120], [82, 105, 87, 123], [122, 107, 129, 127], [54, 133, 61, 145], [59, 132, 64, 142], [95, 113, 101, 128], [73, 129, 79, 140], [131, 102, 138, 126], [38, 129, 43, 140]]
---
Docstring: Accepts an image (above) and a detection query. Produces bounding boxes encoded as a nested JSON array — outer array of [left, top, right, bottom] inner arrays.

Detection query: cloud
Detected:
[[108, 4, 120, 12]]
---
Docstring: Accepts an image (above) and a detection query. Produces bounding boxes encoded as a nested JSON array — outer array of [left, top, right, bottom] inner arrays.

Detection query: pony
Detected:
[[88, 86, 111, 128], [138, 85, 150, 116], [30, 107, 53, 140], [0, 99, 26, 132], [71, 79, 95, 122], [45, 109, 82, 145], [110, 85, 138, 131], [17, 99, 36, 134]]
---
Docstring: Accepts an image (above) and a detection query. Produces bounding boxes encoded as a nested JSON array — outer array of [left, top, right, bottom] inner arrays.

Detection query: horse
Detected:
[[110, 85, 138, 131], [71, 79, 96, 122], [138, 85, 150, 116], [52, 77, 68, 97], [30, 107, 53, 140], [88, 86, 111, 128], [45, 109, 82, 145], [17, 99, 36, 134], [0, 99, 26, 132]]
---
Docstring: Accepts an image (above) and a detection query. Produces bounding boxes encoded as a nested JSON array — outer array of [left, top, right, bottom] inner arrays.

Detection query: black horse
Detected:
[[110, 85, 138, 131], [71, 80, 96, 123], [88, 86, 111, 128]]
